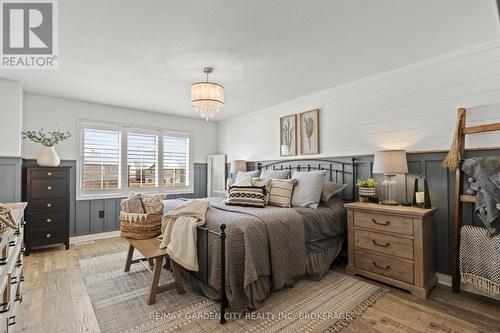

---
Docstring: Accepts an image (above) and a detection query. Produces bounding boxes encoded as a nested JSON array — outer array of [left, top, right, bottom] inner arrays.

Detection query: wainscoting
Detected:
[[251, 148, 500, 275], [21, 160, 207, 236], [0, 157, 22, 202]]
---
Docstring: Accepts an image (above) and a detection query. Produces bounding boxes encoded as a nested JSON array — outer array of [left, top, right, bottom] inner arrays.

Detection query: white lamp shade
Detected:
[[372, 150, 408, 175], [230, 160, 247, 173]]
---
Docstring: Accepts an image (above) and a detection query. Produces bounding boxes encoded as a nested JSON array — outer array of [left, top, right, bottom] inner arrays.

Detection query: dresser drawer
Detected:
[[354, 211, 413, 235], [31, 169, 67, 179], [30, 229, 66, 246], [30, 179, 67, 199], [29, 198, 67, 214], [354, 249, 414, 284], [29, 213, 66, 231], [354, 229, 414, 260]]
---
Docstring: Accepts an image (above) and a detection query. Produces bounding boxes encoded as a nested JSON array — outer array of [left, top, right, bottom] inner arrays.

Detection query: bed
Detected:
[[164, 158, 357, 323]]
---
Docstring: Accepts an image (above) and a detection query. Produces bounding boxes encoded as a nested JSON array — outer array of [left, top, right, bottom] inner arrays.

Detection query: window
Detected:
[[79, 122, 192, 199], [163, 135, 190, 187]]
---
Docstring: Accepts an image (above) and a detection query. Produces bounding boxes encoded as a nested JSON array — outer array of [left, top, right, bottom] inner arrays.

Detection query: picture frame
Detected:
[[299, 109, 319, 155], [280, 114, 297, 156]]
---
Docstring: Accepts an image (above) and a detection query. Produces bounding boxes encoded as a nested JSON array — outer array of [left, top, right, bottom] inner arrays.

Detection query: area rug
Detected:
[[79, 250, 387, 333]]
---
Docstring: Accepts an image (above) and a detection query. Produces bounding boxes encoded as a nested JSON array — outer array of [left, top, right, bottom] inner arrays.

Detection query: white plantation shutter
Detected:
[[82, 127, 121, 190], [127, 132, 159, 188], [163, 135, 190, 187]]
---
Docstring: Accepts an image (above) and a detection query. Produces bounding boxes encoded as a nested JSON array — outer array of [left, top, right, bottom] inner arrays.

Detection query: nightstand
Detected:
[[344, 202, 437, 298]]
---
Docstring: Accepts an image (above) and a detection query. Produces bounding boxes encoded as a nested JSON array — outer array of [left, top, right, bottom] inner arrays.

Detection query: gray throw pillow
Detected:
[[291, 170, 327, 209], [321, 182, 348, 202], [235, 170, 260, 182], [260, 169, 290, 180]]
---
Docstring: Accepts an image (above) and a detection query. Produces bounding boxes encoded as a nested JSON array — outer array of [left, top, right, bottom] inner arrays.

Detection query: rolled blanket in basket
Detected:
[[459, 225, 500, 296], [159, 199, 209, 271], [462, 156, 500, 234]]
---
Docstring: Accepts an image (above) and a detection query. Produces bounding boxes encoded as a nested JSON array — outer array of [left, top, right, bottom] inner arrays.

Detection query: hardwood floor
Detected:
[[17, 237, 500, 333]]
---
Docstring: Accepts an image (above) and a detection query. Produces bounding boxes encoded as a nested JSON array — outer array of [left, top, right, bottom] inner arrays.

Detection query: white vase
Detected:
[[37, 146, 60, 167]]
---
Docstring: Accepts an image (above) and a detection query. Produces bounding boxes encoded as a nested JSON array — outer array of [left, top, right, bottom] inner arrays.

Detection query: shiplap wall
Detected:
[[216, 39, 500, 160]]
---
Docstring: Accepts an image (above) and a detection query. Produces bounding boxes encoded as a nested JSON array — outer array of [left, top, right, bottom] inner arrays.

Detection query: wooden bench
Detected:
[[124, 237, 185, 305]]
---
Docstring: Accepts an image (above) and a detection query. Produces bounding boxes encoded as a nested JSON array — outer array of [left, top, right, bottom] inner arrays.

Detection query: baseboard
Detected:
[[437, 273, 500, 300], [70, 230, 120, 244]]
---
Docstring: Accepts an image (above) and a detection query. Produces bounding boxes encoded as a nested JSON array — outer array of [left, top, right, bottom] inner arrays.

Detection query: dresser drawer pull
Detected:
[[47, 186, 52, 190], [372, 240, 390, 247], [46, 218, 52, 223], [372, 218, 390, 226], [8, 240, 16, 247], [14, 294, 22, 303], [16, 259, 22, 267], [46, 233, 52, 238], [11, 276, 17, 285], [0, 257, 7, 265], [8, 315, 16, 326], [47, 172, 52, 176], [0, 303, 10, 314], [19, 276, 24, 283], [372, 261, 391, 270], [47, 203, 52, 208], [14, 229, 20, 236]]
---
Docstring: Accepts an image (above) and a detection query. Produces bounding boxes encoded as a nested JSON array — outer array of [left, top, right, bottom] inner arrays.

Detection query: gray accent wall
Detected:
[[251, 149, 500, 275], [20, 160, 207, 236], [0, 157, 22, 202]]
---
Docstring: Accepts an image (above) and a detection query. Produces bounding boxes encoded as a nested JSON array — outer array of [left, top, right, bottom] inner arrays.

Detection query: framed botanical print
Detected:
[[280, 114, 297, 156], [299, 109, 320, 155]]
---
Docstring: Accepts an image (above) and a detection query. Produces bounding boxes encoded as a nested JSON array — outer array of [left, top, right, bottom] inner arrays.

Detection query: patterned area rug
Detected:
[[79, 251, 387, 333]]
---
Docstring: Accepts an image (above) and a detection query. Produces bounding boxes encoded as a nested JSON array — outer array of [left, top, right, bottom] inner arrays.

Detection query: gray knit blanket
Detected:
[[462, 156, 500, 234], [459, 225, 500, 296]]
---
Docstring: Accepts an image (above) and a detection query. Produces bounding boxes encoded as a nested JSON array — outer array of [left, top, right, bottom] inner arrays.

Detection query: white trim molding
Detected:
[[436, 273, 500, 300], [70, 230, 120, 245]]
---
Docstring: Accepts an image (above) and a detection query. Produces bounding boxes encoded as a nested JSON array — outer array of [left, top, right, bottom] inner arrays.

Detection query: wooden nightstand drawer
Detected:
[[30, 179, 67, 199], [30, 212, 66, 231], [29, 198, 67, 214], [354, 249, 414, 284], [30, 229, 66, 246], [354, 229, 414, 260], [31, 169, 68, 179], [354, 211, 413, 235]]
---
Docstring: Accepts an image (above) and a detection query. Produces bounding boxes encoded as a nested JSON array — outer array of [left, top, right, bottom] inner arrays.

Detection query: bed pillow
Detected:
[[225, 185, 267, 208], [235, 170, 260, 183], [321, 182, 348, 202], [268, 179, 296, 208], [260, 169, 290, 180], [291, 171, 327, 209], [232, 177, 271, 203], [121, 193, 145, 213]]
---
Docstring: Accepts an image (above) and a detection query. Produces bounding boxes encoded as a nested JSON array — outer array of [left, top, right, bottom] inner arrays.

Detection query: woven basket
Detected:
[[120, 211, 162, 239]]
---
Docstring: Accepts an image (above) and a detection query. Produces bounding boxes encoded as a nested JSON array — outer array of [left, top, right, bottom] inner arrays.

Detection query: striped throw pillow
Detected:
[[225, 185, 267, 208], [268, 179, 296, 208]]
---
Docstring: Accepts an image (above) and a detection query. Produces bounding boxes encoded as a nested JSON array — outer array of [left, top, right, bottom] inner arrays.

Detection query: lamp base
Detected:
[[381, 200, 399, 206]]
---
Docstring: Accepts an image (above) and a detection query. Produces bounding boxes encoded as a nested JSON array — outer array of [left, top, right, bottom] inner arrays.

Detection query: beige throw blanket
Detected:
[[159, 199, 209, 271]]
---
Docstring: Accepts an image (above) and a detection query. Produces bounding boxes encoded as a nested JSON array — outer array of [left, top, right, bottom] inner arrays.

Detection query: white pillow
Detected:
[[235, 170, 260, 183], [291, 170, 327, 209]]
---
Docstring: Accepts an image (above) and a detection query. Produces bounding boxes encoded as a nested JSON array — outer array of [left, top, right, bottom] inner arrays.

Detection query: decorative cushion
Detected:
[[268, 179, 296, 208], [225, 185, 267, 208], [291, 171, 327, 209], [321, 182, 348, 202], [235, 170, 260, 183], [121, 193, 145, 213], [233, 177, 271, 203], [141, 193, 166, 213], [260, 169, 290, 180]]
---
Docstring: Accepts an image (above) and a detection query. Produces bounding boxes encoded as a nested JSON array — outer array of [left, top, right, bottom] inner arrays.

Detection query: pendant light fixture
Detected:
[[191, 67, 224, 121]]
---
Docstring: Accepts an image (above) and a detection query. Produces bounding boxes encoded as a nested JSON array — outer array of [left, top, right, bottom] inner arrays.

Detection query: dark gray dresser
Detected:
[[24, 166, 70, 256]]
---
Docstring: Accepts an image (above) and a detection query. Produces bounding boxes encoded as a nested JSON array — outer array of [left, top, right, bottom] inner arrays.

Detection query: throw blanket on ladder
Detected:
[[459, 225, 500, 296], [159, 199, 209, 271]]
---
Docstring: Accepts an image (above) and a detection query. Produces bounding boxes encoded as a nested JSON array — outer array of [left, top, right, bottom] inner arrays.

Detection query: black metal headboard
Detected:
[[257, 158, 357, 202]]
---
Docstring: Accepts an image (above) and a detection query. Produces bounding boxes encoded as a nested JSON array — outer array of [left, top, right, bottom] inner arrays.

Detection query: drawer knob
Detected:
[[372, 240, 390, 248], [46, 233, 52, 238], [47, 186, 52, 190], [46, 218, 52, 223], [372, 261, 390, 270], [47, 172, 52, 176], [47, 203, 52, 208], [372, 218, 390, 226]]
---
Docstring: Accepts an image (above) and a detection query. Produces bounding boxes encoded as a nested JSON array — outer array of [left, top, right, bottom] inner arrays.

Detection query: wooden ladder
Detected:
[[451, 107, 500, 293]]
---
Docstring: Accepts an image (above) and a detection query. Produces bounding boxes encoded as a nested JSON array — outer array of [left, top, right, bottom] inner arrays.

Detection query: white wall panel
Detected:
[[217, 39, 500, 161]]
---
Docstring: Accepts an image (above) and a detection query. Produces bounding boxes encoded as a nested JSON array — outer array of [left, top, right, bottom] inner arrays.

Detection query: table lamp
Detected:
[[372, 150, 408, 205], [227, 160, 247, 188]]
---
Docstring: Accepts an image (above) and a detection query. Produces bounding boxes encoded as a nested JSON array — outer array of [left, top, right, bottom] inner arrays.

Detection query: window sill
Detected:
[[76, 189, 194, 201]]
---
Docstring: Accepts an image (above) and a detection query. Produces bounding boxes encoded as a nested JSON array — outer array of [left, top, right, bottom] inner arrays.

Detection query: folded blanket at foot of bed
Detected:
[[158, 199, 209, 271], [462, 156, 500, 234], [459, 225, 500, 296]]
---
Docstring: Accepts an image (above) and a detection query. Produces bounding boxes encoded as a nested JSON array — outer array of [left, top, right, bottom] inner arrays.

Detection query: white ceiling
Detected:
[[1, 0, 499, 121]]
